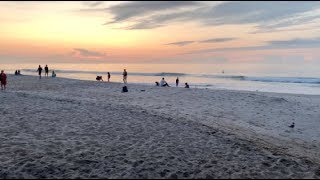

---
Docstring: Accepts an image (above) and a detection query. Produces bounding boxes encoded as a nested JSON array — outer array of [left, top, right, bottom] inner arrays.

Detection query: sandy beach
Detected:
[[0, 74, 320, 178]]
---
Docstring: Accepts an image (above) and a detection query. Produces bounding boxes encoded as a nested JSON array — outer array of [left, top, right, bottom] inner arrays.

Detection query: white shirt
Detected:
[[160, 79, 166, 86]]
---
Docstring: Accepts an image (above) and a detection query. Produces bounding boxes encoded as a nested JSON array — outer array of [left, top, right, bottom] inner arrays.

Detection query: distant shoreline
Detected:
[[7, 74, 320, 97]]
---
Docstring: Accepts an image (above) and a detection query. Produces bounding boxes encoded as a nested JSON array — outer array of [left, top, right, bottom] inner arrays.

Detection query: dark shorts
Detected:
[[1, 81, 7, 85]]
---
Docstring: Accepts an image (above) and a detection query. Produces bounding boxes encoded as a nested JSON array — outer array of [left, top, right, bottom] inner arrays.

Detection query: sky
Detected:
[[1, 1, 320, 64]]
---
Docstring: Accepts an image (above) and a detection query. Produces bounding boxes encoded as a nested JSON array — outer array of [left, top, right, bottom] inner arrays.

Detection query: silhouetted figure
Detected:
[[160, 77, 170, 87], [45, 65, 49, 77], [52, 70, 56, 78], [289, 122, 295, 128], [15, 70, 18, 75], [176, 77, 179, 87], [37, 65, 43, 79], [96, 76, 103, 81], [107, 72, 111, 82], [185, 82, 189, 88], [18, 70, 21, 75], [123, 69, 127, 84], [155, 81, 159, 86], [122, 86, 128, 93], [0, 70, 7, 90]]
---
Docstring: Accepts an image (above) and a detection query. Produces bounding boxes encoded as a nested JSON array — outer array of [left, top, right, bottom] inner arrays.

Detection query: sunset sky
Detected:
[[1, 1, 320, 64]]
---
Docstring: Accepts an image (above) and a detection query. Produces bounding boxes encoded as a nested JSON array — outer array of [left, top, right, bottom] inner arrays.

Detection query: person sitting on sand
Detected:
[[96, 76, 103, 81], [52, 70, 56, 78], [185, 82, 189, 88], [0, 70, 7, 90], [160, 78, 170, 87], [155, 81, 159, 86]]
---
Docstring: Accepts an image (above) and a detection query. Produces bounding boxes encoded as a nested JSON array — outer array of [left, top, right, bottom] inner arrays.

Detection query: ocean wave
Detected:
[[245, 77, 320, 84], [21, 69, 320, 84]]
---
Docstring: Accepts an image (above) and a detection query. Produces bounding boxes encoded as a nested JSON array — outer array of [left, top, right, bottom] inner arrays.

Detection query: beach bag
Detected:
[[122, 86, 128, 93]]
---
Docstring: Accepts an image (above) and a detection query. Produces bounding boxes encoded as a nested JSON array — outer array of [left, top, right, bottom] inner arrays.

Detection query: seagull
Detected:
[[289, 122, 295, 128]]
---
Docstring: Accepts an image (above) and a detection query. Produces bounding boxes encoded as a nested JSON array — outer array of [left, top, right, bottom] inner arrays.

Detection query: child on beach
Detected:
[[107, 72, 111, 82], [185, 82, 189, 88], [37, 65, 43, 79], [0, 70, 7, 90], [52, 71, 56, 78]]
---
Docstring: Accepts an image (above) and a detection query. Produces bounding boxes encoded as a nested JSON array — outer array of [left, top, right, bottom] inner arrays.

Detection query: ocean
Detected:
[[1, 63, 320, 95]]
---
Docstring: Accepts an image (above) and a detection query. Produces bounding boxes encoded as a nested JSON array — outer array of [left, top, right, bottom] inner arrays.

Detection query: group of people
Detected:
[[155, 77, 189, 88], [37, 65, 56, 79], [96, 72, 111, 82], [14, 70, 21, 75], [96, 69, 127, 83]]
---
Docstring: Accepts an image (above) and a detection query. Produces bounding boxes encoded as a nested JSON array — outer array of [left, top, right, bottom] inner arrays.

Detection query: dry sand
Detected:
[[0, 75, 320, 178]]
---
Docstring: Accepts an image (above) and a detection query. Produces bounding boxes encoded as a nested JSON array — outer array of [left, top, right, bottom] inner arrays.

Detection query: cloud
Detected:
[[164, 37, 236, 47], [73, 48, 106, 57], [199, 38, 236, 43], [185, 38, 320, 54], [83, 1, 104, 7], [104, 1, 320, 31], [105, 1, 202, 24], [165, 41, 195, 46]]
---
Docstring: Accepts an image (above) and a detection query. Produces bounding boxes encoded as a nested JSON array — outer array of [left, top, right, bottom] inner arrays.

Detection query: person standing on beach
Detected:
[[37, 65, 43, 79], [123, 69, 127, 84], [107, 72, 111, 82], [0, 70, 7, 90], [45, 65, 49, 77], [176, 77, 179, 87]]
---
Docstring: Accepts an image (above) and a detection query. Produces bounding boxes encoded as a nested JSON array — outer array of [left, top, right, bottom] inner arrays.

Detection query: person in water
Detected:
[[160, 78, 170, 87], [176, 77, 179, 87], [17, 70, 21, 75], [0, 70, 7, 90], [185, 82, 189, 88], [123, 69, 127, 84], [107, 72, 111, 82], [15, 70, 18, 75], [37, 65, 43, 79], [52, 70, 56, 78], [45, 65, 49, 77]]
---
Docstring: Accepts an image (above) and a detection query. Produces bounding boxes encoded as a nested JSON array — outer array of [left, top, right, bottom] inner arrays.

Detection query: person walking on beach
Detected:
[[107, 72, 111, 82], [0, 70, 7, 90], [123, 69, 127, 84], [45, 65, 49, 77], [160, 77, 170, 87], [176, 77, 179, 87], [37, 65, 43, 79]]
